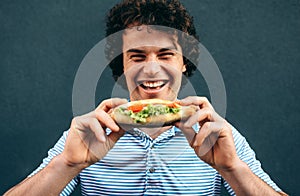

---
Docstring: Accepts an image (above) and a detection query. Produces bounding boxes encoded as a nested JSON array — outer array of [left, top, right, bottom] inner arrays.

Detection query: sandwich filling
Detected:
[[117, 103, 180, 123]]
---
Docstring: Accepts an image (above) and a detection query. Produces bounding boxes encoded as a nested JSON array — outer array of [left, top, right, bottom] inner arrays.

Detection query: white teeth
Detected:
[[142, 81, 164, 88]]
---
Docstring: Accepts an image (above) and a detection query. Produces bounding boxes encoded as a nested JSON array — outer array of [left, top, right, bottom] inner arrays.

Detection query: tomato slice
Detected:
[[166, 102, 179, 108], [127, 104, 146, 113]]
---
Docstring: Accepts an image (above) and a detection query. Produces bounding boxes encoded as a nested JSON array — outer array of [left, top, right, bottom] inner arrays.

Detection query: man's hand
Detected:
[[61, 98, 128, 170], [175, 96, 239, 171], [4, 98, 128, 196], [175, 96, 286, 195]]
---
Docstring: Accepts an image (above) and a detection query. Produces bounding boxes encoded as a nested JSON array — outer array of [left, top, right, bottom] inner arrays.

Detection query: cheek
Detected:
[[172, 59, 186, 74], [124, 65, 142, 83], [162, 64, 183, 82], [123, 59, 130, 72], [172, 56, 185, 71]]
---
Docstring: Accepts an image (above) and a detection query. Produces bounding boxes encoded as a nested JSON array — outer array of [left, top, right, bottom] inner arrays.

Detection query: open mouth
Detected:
[[138, 80, 168, 91]]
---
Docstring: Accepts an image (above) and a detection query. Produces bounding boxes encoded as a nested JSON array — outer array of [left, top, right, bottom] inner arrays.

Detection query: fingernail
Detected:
[[184, 121, 191, 127], [113, 125, 120, 131], [175, 100, 181, 104], [192, 140, 198, 147]]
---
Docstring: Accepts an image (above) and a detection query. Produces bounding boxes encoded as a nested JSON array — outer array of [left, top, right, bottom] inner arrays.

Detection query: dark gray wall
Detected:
[[1, 0, 299, 195]]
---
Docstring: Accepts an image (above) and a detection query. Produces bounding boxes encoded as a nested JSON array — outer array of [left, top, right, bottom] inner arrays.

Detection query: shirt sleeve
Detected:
[[223, 126, 282, 195], [28, 130, 79, 196]]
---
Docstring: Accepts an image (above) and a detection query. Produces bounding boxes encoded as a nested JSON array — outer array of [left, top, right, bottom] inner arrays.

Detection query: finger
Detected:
[[184, 108, 215, 127], [95, 109, 120, 132], [72, 116, 107, 142], [88, 118, 107, 142], [174, 121, 197, 147], [176, 96, 213, 109], [118, 124, 135, 132], [193, 122, 222, 148], [193, 122, 221, 157], [96, 98, 128, 112], [74, 110, 94, 119], [106, 129, 126, 149]]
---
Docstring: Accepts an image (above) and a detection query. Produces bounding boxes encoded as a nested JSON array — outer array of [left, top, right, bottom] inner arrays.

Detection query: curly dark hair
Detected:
[[105, 0, 199, 81]]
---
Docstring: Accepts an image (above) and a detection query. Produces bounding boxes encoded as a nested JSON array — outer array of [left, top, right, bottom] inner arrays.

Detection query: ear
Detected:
[[182, 64, 187, 72]]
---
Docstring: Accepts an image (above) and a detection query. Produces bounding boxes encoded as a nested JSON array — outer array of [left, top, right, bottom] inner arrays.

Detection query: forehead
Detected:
[[122, 26, 181, 52]]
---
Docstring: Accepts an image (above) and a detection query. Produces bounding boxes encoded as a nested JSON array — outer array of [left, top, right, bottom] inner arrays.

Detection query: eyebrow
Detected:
[[125, 47, 177, 54], [159, 47, 177, 52], [126, 49, 144, 54]]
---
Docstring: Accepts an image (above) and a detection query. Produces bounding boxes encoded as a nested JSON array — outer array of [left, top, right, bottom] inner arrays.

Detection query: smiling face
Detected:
[[122, 26, 186, 101]]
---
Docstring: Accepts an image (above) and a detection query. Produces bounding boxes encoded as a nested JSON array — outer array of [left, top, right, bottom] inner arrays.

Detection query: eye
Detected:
[[130, 54, 146, 62], [158, 52, 175, 60]]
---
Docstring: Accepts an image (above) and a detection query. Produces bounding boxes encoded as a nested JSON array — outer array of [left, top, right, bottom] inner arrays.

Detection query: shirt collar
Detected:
[[126, 126, 179, 142], [126, 123, 199, 142]]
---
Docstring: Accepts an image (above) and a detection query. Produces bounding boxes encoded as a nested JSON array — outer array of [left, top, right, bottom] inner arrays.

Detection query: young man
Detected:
[[5, 0, 287, 195]]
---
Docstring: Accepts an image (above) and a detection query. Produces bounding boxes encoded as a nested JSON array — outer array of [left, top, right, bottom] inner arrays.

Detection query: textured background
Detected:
[[1, 0, 299, 195]]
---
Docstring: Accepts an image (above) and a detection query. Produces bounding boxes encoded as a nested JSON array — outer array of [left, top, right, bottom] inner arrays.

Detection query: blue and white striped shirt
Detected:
[[30, 125, 281, 195]]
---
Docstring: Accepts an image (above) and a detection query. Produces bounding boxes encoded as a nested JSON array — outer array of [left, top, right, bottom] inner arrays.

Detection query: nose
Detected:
[[143, 61, 161, 76]]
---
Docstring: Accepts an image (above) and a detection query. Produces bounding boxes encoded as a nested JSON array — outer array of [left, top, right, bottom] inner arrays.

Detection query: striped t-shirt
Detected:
[[30, 125, 281, 195]]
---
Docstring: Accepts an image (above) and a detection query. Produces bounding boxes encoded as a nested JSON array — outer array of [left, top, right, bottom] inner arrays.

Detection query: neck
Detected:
[[140, 126, 172, 139]]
